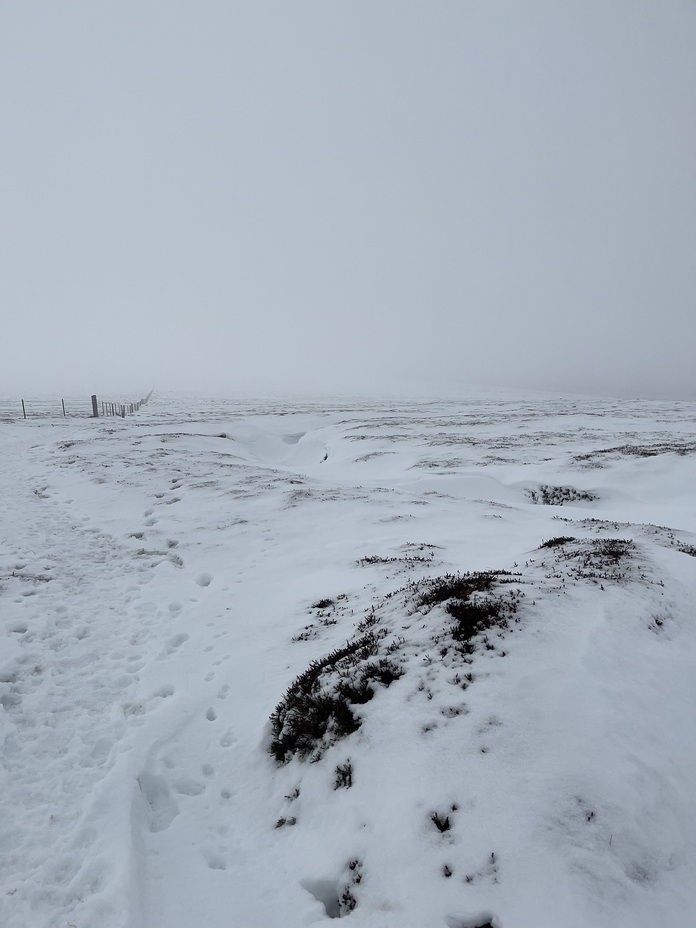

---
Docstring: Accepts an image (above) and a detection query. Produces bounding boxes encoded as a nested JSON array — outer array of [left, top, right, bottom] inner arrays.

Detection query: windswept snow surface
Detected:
[[1, 391, 696, 928]]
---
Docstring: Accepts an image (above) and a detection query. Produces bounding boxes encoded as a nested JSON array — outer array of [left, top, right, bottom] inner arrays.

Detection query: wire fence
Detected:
[[0, 390, 154, 422], [95, 389, 154, 418]]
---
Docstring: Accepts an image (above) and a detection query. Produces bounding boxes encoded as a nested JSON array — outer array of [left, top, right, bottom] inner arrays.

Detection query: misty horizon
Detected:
[[2, 2, 695, 401]]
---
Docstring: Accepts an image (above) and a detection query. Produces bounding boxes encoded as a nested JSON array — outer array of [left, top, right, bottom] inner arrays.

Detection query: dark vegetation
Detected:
[[464, 851, 499, 885], [269, 635, 403, 763], [339, 859, 362, 915], [574, 440, 696, 466], [537, 536, 636, 584], [271, 570, 522, 762], [334, 761, 353, 789], [431, 811, 452, 833], [416, 571, 521, 655], [549, 537, 633, 578], [271, 535, 637, 765], [292, 594, 348, 641], [358, 543, 437, 568], [275, 816, 297, 828], [540, 536, 577, 548], [555, 516, 696, 561], [527, 484, 597, 505]]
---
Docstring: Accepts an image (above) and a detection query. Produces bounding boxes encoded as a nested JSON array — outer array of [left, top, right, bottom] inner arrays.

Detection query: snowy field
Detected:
[[1, 389, 696, 928]]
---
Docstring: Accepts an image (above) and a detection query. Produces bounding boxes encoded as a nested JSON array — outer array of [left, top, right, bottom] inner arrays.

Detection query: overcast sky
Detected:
[[2, 1, 695, 399]]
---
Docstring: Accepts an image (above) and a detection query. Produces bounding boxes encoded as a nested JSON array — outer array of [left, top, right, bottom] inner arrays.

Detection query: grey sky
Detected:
[[2, 1, 695, 399]]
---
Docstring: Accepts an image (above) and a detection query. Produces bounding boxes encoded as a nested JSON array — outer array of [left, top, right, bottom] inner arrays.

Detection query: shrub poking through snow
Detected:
[[269, 635, 403, 763], [358, 544, 436, 568], [275, 816, 297, 828], [270, 570, 524, 762], [339, 859, 363, 915], [416, 571, 497, 608], [416, 571, 521, 654], [527, 484, 597, 505], [271, 531, 641, 763], [334, 760, 353, 789], [464, 851, 499, 885], [540, 535, 577, 548], [431, 811, 451, 833], [546, 537, 635, 582], [574, 440, 696, 465]]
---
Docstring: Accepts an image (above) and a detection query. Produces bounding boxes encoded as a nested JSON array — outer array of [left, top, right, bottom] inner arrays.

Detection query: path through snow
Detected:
[[1, 392, 696, 928]]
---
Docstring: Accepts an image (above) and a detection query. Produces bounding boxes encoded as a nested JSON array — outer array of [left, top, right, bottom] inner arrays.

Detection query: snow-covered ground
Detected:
[[1, 390, 696, 928]]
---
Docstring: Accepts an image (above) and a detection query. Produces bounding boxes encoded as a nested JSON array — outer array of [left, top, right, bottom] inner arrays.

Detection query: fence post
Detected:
[[91, 395, 99, 418], [22, 400, 26, 419], [62, 399, 66, 417]]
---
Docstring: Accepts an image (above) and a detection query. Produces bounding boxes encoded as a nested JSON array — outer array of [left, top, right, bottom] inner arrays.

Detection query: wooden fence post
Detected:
[[91, 395, 99, 418], [22, 400, 26, 419], [62, 399, 66, 417]]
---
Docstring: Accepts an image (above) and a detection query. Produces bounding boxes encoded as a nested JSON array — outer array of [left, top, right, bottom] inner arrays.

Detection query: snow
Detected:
[[1, 390, 696, 928]]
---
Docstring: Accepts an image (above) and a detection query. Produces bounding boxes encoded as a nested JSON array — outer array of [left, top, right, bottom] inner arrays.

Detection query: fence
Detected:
[[0, 389, 154, 422], [94, 389, 154, 418]]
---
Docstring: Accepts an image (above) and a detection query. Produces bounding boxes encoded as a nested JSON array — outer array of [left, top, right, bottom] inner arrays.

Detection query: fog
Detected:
[[2, 1, 695, 400]]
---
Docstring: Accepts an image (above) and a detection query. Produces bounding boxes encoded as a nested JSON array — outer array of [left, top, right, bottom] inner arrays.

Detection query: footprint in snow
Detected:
[[204, 851, 226, 870], [137, 773, 179, 833], [135, 601, 158, 616], [166, 633, 189, 653], [173, 777, 206, 797], [153, 684, 175, 699]]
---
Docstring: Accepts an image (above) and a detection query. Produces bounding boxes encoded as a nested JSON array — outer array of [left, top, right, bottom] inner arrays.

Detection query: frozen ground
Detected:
[[1, 390, 695, 928]]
